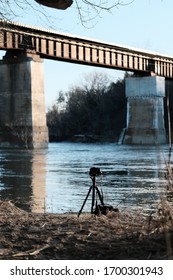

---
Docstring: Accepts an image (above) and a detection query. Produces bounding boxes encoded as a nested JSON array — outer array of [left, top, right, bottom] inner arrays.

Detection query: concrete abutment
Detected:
[[122, 76, 166, 144], [0, 51, 48, 148]]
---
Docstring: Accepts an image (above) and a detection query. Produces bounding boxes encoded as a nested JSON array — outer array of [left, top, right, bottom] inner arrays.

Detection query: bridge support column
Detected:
[[123, 76, 166, 144], [0, 51, 48, 148]]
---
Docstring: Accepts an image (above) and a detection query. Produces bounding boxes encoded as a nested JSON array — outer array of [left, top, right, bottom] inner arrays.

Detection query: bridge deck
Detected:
[[0, 20, 173, 78]]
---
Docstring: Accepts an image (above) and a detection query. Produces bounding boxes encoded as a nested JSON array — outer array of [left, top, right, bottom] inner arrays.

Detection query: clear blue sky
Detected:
[[1, 0, 173, 109]]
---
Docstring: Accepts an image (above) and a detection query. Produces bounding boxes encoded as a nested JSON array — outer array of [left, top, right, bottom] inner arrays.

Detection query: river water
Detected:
[[0, 142, 172, 214]]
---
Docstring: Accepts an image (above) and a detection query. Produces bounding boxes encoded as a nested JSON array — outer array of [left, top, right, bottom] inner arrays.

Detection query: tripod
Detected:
[[78, 175, 104, 217]]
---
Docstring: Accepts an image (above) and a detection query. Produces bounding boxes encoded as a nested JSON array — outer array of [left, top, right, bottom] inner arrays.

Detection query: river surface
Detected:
[[0, 142, 172, 214]]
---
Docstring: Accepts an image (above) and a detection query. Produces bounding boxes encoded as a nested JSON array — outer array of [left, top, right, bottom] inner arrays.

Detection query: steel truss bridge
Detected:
[[0, 20, 173, 78]]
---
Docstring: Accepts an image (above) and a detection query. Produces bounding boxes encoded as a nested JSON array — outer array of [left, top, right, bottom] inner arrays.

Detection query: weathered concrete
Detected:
[[0, 51, 48, 148], [123, 76, 166, 144]]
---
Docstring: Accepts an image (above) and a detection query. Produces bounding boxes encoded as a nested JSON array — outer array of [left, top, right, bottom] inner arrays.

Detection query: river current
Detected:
[[0, 142, 172, 214]]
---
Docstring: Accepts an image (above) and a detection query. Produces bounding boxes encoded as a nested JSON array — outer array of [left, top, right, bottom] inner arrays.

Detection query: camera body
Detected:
[[89, 167, 102, 177]]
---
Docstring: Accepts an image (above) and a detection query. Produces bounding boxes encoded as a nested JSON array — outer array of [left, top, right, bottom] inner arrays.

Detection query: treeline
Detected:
[[47, 72, 127, 142], [47, 72, 173, 142]]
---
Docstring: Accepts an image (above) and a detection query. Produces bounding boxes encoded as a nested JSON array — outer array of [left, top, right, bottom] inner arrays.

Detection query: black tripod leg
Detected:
[[95, 186, 104, 205], [91, 184, 95, 214], [78, 186, 92, 217]]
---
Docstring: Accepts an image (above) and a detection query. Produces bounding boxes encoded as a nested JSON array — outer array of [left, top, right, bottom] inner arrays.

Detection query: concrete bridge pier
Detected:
[[123, 76, 166, 144], [0, 51, 48, 148]]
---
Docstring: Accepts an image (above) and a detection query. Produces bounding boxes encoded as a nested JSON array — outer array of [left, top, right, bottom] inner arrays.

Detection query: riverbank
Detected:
[[0, 200, 173, 260]]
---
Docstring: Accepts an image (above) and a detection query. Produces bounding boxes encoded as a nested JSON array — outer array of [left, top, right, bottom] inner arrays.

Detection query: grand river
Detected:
[[0, 142, 172, 214]]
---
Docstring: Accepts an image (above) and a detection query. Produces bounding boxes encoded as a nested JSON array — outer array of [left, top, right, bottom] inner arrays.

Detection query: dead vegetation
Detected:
[[0, 200, 173, 260]]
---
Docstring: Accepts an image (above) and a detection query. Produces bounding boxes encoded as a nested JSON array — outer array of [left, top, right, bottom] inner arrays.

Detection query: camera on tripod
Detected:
[[78, 167, 119, 217], [89, 167, 102, 177], [78, 167, 103, 217]]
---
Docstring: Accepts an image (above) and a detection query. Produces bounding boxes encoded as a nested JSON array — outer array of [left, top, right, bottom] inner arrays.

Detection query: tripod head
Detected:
[[89, 167, 102, 178], [89, 167, 102, 186]]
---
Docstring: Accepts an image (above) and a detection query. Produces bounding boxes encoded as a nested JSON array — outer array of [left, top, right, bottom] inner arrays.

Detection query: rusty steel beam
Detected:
[[0, 20, 173, 78]]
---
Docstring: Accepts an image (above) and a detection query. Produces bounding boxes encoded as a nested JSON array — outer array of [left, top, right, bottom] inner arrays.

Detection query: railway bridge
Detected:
[[0, 20, 172, 147]]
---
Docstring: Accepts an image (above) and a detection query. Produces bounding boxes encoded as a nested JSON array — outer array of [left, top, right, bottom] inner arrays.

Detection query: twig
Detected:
[[12, 244, 52, 257]]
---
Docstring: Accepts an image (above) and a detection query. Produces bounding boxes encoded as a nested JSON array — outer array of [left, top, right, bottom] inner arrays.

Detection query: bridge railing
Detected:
[[1, 20, 173, 78]]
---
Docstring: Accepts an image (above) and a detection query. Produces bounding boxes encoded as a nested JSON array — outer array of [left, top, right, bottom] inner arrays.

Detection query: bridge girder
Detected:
[[1, 20, 173, 79]]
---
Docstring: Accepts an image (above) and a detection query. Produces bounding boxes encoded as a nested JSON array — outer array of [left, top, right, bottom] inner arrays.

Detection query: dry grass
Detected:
[[0, 200, 173, 260]]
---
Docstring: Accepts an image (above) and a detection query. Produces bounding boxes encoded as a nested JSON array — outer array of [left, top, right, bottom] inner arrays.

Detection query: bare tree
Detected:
[[74, 0, 134, 27], [0, 0, 134, 27], [0, 0, 49, 21], [81, 71, 111, 93]]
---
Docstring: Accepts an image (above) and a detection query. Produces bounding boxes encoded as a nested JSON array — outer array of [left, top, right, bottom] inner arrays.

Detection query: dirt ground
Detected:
[[0, 200, 173, 260]]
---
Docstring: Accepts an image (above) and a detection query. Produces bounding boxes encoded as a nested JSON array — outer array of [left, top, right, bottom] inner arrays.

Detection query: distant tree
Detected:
[[47, 72, 126, 141], [47, 104, 68, 141], [82, 71, 111, 94]]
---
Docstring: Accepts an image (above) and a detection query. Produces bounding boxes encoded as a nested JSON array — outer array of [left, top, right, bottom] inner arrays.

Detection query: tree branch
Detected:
[[0, 0, 134, 28], [74, 0, 134, 27]]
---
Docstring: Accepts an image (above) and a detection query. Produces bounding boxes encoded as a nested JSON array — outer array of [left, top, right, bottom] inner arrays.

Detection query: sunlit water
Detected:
[[0, 142, 172, 214]]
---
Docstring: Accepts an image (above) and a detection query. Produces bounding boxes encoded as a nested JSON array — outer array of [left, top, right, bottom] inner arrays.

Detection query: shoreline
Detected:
[[0, 200, 173, 260]]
